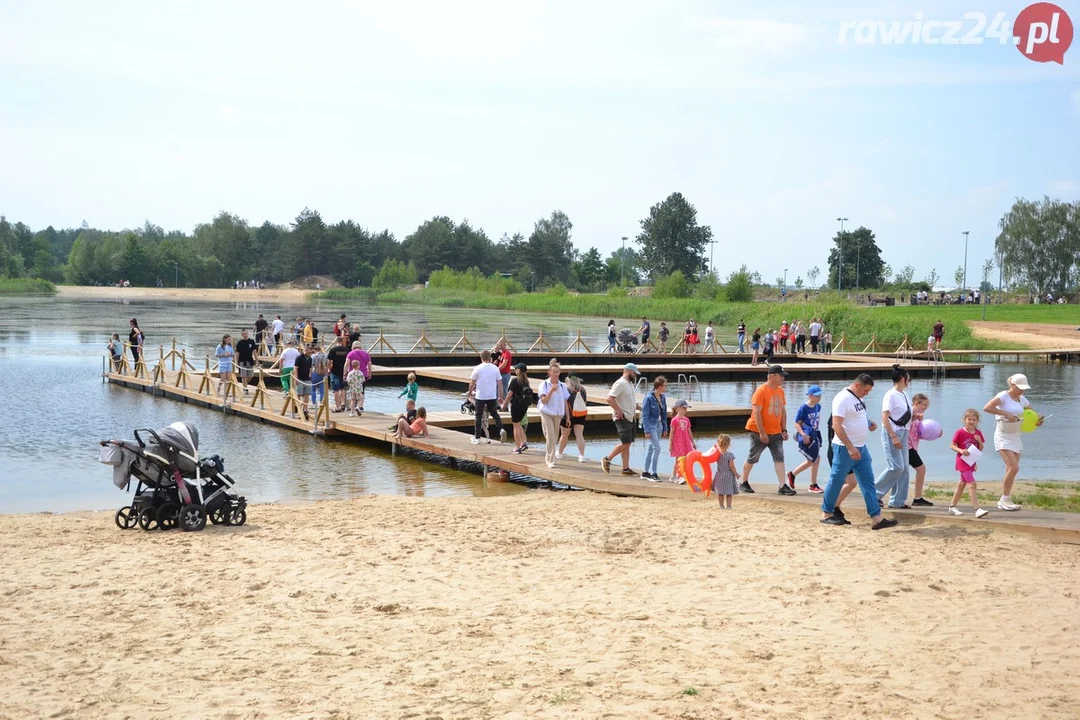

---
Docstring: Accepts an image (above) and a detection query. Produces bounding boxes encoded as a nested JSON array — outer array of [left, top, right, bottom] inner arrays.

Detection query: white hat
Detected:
[[1008, 373, 1031, 390]]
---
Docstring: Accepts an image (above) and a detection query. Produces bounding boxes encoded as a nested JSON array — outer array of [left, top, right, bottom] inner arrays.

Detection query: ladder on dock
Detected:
[[674, 373, 702, 403]]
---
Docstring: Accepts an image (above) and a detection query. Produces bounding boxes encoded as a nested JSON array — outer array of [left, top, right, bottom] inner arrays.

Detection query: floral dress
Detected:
[[669, 415, 694, 457]]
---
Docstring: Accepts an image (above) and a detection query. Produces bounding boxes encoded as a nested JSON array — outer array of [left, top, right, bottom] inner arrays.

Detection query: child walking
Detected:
[[909, 393, 934, 507], [711, 434, 739, 509], [346, 359, 366, 416], [949, 409, 989, 518], [399, 372, 419, 405], [667, 399, 695, 484], [108, 333, 124, 373], [787, 385, 825, 493]]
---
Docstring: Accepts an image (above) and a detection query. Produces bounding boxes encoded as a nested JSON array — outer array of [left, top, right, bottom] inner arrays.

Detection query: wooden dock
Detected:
[[103, 361, 1080, 545]]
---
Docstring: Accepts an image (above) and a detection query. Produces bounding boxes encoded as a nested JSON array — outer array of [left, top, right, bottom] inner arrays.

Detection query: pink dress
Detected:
[[669, 415, 694, 457]]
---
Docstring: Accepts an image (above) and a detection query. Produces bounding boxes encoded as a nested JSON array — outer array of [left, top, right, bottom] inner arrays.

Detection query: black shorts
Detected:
[[569, 413, 587, 428], [908, 448, 924, 469], [614, 418, 635, 445], [510, 405, 528, 424]]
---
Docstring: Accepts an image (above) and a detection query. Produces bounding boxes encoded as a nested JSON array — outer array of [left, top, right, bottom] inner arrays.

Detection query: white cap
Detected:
[[1008, 373, 1031, 390]]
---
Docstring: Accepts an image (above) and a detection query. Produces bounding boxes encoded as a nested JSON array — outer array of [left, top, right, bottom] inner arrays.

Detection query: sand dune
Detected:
[[1, 493, 1078, 719]]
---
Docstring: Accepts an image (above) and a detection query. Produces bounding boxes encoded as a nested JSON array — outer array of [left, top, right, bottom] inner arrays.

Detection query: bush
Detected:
[[545, 282, 569, 296], [427, 266, 523, 295], [653, 270, 693, 299], [0, 277, 57, 295], [723, 267, 753, 302], [371, 259, 419, 290], [607, 285, 628, 298]]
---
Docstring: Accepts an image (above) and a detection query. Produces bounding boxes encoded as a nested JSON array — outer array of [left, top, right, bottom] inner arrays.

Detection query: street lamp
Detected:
[[784, 268, 788, 288], [620, 236, 628, 285], [962, 230, 969, 298], [174, 262, 178, 288], [836, 217, 848, 290], [708, 239, 717, 278]]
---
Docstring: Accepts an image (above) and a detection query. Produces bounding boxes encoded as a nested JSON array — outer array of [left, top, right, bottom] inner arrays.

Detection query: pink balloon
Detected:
[[920, 419, 943, 441]]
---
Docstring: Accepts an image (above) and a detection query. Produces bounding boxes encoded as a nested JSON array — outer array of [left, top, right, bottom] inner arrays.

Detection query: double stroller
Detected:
[[615, 328, 638, 354], [99, 422, 247, 532]]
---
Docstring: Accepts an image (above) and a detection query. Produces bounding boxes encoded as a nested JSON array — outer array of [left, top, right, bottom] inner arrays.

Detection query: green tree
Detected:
[[526, 210, 575, 285], [924, 268, 939, 288], [794, 276, 804, 290], [605, 246, 640, 286], [806, 266, 820, 288], [653, 270, 693, 298], [724, 265, 754, 302], [995, 196, 1080, 297], [372, 259, 419, 289], [827, 226, 884, 290], [120, 233, 153, 285], [953, 265, 965, 290], [573, 246, 605, 291], [635, 192, 712, 280], [894, 264, 916, 286], [64, 233, 95, 284], [286, 208, 328, 278], [193, 212, 251, 282], [402, 217, 493, 278]]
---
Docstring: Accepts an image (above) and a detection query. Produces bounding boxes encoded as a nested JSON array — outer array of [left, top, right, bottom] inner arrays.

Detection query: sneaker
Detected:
[[621, 468, 636, 476], [808, 484, 824, 494], [640, 472, 651, 480], [820, 515, 846, 526], [948, 506, 963, 516], [499, 429, 507, 443], [555, 453, 564, 461], [546, 462, 556, 469], [512, 446, 524, 454], [348, 411, 355, 417], [578, 456, 586, 463], [601, 457, 611, 474], [471, 438, 482, 445], [778, 485, 796, 496], [484, 438, 492, 444], [675, 476, 687, 485], [912, 497, 934, 507], [997, 499, 1021, 511], [647, 475, 663, 483], [975, 508, 990, 519], [739, 482, 754, 494], [786, 471, 796, 489], [521, 444, 529, 451]]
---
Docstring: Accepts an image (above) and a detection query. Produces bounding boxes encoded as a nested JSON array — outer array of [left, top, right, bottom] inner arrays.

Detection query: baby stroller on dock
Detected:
[[99, 422, 247, 532], [615, 328, 638, 354]]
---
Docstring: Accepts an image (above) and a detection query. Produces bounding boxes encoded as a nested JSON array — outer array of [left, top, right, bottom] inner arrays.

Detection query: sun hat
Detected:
[[1008, 373, 1031, 390]]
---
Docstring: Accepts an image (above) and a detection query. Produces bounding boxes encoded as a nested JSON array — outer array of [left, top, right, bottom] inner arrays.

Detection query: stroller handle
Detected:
[[132, 428, 163, 449]]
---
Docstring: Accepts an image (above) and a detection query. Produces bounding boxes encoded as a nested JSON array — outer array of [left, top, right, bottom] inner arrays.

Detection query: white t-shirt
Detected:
[[705, 326, 715, 341], [994, 390, 1030, 433], [609, 377, 637, 419], [280, 347, 299, 369], [809, 322, 822, 337], [538, 379, 569, 417], [832, 389, 870, 448], [272, 319, 284, 335], [470, 362, 502, 401], [881, 388, 911, 433]]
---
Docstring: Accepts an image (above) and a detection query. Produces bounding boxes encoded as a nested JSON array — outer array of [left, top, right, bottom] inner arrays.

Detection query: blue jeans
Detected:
[[608, 337, 616, 352], [311, 372, 325, 405], [875, 427, 910, 508], [821, 444, 880, 518], [643, 424, 663, 475], [738, 333, 746, 353]]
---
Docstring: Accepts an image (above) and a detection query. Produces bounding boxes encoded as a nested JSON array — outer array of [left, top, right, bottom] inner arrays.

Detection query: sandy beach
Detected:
[[57, 285, 317, 304], [969, 321, 1080, 350], [2, 493, 1078, 719]]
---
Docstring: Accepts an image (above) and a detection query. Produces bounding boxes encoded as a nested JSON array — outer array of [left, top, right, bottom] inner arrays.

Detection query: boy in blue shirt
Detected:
[[787, 385, 825, 493]]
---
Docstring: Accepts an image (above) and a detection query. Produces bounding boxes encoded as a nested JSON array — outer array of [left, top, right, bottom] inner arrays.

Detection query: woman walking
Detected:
[[639, 376, 669, 481], [214, 334, 234, 394], [537, 361, 570, 468], [606, 320, 617, 353], [502, 363, 533, 454], [874, 364, 913, 508], [128, 318, 144, 367], [983, 373, 1043, 511], [558, 374, 589, 462], [750, 327, 762, 366]]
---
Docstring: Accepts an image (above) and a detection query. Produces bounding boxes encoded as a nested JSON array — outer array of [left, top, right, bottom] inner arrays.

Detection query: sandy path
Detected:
[[969, 321, 1080, 350], [1, 494, 1078, 719], [57, 285, 317, 303]]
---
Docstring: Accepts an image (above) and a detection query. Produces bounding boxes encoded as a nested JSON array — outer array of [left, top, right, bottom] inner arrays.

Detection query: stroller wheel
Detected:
[[138, 508, 158, 531], [225, 507, 247, 527], [115, 506, 138, 530], [209, 507, 227, 525], [178, 504, 207, 532], [156, 502, 180, 531], [460, 403, 468, 414]]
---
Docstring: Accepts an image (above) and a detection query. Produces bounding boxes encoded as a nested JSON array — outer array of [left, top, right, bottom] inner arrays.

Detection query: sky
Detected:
[[1, 0, 1078, 284]]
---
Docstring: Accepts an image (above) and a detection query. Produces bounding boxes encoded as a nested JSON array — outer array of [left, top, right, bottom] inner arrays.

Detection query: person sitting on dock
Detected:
[[740, 365, 792, 496], [393, 407, 429, 439], [602, 363, 641, 476], [468, 350, 505, 445]]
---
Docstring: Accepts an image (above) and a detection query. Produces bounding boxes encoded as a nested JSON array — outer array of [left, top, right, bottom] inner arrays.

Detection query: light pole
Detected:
[[836, 217, 848, 290], [620, 236, 628, 285], [962, 230, 969, 299], [708, 239, 717, 278], [784, 268, 788, 288], [174, 262, 178, 288]]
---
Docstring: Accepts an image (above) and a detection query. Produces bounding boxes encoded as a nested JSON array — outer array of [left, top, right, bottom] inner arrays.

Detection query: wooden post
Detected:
[[496, 329, 517, 353], [564, 330, 592, 354], [171, 339, 177, 371], [175, 350, 190, 388], [895, 334, 909, 353], [280, 379, 302, 419], [449, 329, 479, 354], [196, 356, 219, 398], [408, 329, 439, 353], [368, 328, 397, 354], [527, 329, 556, 353], [862, 335, 877, 354], [250, 368, 269, 410], [835, 334, 846, 353], [670, 338, 686, 354], [314, 376, 331, 431], [151, 346, 166, 385], [716, 343, 729, 354]]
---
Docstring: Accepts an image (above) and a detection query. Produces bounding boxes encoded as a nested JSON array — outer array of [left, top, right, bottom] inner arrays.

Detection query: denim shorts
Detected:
[[330, 373, 344, 391]]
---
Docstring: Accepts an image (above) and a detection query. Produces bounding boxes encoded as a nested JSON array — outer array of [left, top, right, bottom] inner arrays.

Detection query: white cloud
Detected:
[[1047, 180, 1080, 199]]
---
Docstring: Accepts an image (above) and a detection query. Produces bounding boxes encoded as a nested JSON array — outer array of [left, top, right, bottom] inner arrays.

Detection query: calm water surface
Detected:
[[3, 296, 1077, 513]]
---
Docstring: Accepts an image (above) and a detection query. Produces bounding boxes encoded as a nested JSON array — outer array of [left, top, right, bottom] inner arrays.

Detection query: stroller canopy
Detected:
[[157, 422, 199, 457], [617, 328, 637, 344]]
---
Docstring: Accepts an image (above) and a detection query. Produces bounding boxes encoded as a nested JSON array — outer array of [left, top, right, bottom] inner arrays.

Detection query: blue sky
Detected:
[[1, 0, 1077, 283]]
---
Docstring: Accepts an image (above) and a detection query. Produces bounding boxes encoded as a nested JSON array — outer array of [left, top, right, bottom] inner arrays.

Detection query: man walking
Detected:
[[820, 374, 899, 529], [468, 350, 505, 444], [635, 317, 651, 353], [737, 319, 746, 353], [254, 314, 268, 348], [235, 329, 257, 394], [602, 363, 640, 476], [740, 365, 793, 495], [271, 315, 285, 354], [327, 335, 349, 412], [809, 317, 822, 354]]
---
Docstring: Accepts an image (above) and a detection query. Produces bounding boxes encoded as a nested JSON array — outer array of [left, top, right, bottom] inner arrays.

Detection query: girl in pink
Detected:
[[667, 399, 696, 483], [948, 408, 989, 518]]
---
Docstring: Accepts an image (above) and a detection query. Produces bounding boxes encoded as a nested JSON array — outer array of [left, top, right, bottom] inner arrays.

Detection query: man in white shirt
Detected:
[[468, 349, 505, 444], [271, 315, 285, 354], [602, 363, 640, 475], [809, 318, 822, 353], [820, 374, 898, 529]]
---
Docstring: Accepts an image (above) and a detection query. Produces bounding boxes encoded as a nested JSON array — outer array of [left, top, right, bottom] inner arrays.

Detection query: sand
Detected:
[[2, 494, 1079, 719], [56, 285, 317, 304], [969, 322, 1080, 350]]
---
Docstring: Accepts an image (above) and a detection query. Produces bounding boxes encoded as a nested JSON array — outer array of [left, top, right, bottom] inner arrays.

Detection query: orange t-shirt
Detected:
[[745, 383, 786, 435]]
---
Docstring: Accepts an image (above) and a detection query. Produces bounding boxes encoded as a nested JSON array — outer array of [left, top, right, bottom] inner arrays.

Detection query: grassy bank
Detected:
[[315, 287, 1080, 349], [0, 278, 57, 295], [924, 481, 1080, 513]]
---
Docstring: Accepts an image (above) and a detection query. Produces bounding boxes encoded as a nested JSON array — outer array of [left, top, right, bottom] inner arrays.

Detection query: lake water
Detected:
[[3, 296, 1077, 513]]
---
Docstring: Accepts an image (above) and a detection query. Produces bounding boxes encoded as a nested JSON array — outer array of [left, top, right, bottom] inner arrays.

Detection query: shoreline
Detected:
[[56, 285, 317, 303], [2, 492, 1077, 718]]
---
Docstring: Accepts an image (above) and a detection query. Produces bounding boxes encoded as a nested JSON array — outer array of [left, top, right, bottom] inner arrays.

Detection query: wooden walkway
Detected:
[[103, 365, 1080, 545]]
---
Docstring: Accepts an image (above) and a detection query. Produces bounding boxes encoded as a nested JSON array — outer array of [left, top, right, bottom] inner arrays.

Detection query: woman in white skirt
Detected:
[[982, 373, 1043, 511]]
